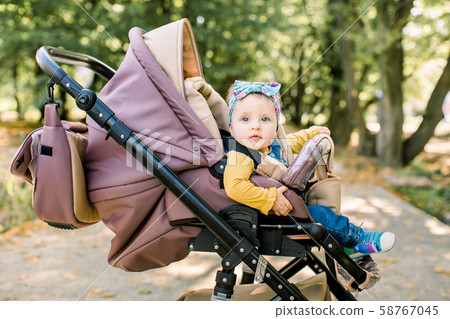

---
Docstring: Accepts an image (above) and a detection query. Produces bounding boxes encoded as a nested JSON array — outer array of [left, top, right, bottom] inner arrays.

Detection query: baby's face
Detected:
[[230, 94, 277, 152]]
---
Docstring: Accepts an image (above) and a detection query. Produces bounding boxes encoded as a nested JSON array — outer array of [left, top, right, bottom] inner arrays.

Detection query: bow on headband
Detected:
[[228, 80, 281, 127]]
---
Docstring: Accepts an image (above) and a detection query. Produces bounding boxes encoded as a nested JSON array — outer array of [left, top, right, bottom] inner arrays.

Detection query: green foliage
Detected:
[[389, 155, 449, 222], [184, 0, 288, 96], [0, 0, 291, 115], [391, 184, 449, 222], [0, 0, 447, 162]]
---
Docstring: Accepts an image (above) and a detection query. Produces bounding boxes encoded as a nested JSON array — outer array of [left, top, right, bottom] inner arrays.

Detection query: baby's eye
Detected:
[[261, 117, 270, 122], [241, 117, 249, 122]]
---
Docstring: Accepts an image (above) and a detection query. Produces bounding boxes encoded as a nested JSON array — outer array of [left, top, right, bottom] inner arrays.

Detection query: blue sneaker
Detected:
[[344, 230, 396, 259]]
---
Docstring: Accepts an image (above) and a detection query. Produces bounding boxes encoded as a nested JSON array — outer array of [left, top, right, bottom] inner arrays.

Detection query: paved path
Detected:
[[0, 177, 448, 301], [341, 183, 449, 301]]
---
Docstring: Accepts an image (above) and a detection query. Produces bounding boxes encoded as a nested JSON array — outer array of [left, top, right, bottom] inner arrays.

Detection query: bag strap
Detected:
[[210, 130, 262, 180], [221, 129, 261, 170], [43, 81, 63, 127]]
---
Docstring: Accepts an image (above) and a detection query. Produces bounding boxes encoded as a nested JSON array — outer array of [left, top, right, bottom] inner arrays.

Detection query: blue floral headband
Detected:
[[228, 80, 281, 127]]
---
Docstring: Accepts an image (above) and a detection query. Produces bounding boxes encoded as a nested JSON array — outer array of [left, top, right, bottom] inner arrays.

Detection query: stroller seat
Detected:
[[33, 18, 373, 300]]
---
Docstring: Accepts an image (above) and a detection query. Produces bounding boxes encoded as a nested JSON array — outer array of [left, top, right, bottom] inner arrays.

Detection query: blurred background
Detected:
[[0, 0, 449, 232]]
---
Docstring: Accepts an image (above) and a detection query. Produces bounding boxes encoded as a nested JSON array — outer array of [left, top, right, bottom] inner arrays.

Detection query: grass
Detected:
[[389, 157, 449, 223], [0, 175, 34, 233], [391, 183, 449, 222], [335, 147, 449, 224]]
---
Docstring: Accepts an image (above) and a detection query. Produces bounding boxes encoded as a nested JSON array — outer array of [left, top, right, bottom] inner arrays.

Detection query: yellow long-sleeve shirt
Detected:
[[223, 128, 319, 215]]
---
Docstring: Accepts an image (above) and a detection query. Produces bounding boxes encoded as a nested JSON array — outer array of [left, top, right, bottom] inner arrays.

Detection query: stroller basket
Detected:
[[34, 21, 369, 301]]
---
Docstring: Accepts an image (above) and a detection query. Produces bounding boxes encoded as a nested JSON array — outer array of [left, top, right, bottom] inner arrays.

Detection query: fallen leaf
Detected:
[[22, 255, 40, 262], [74, 268, 83, 275], [17, 274, 30, 281], [88, 288, 102, 296], [406, 283, 415, 289], [415, 248, 422, 254], [103, 293, 115, 298], [434, 267, 444, 273], [139, 289, 152, 295], [63, 273, 76, 281]]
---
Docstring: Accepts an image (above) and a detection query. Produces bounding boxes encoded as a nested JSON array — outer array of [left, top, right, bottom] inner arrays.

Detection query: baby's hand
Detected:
[[311, 126, 331, 136], [271, 186, 293, 216]]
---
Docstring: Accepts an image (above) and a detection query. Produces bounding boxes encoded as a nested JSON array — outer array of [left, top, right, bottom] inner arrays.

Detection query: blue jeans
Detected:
[[306, 205, 362, 248]]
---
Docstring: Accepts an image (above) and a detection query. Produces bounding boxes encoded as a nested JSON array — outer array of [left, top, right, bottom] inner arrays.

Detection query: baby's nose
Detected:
[[251, 120, 261, 129]]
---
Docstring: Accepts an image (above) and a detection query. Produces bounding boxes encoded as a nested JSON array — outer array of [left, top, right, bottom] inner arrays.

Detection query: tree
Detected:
[[403, 53, 450, 165], [373, 0, 414, 167], [278, 0, 348, 139], [1, 0, 447, 169], [374, 0, 449, 167], [183, 0, 288, 96], [329, 0, 375, 153], [316, 0, 448, 167]]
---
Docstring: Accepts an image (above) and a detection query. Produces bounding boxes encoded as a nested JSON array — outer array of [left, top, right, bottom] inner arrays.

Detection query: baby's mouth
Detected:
[[249, 134, 261, 140]]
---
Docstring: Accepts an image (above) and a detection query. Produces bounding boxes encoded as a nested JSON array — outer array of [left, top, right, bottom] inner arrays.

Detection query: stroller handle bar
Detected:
[[36, 46, 116, 83]]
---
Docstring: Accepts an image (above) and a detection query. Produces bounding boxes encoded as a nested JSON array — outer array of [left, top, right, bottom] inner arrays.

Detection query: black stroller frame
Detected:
[[36, 46, 368, 301]]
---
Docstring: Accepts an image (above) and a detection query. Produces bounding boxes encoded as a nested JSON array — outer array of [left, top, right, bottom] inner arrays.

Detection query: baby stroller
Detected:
[[20, 19, 375, 301]]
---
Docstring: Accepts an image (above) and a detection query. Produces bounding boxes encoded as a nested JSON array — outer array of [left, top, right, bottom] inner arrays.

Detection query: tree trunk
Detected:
[[338, 36, 375, 155], [327, 55, 353, 146], [325, 0, 353, 147], [402, 53, 450, 165], [59, 90, 68, 120], [375, 0, 413, 167], [376, 38, 405, 167], [13, 58, 23, 120], [331, 0, 375, 154], [293, 44, 306, 125], [161, 0, 171, 15]]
